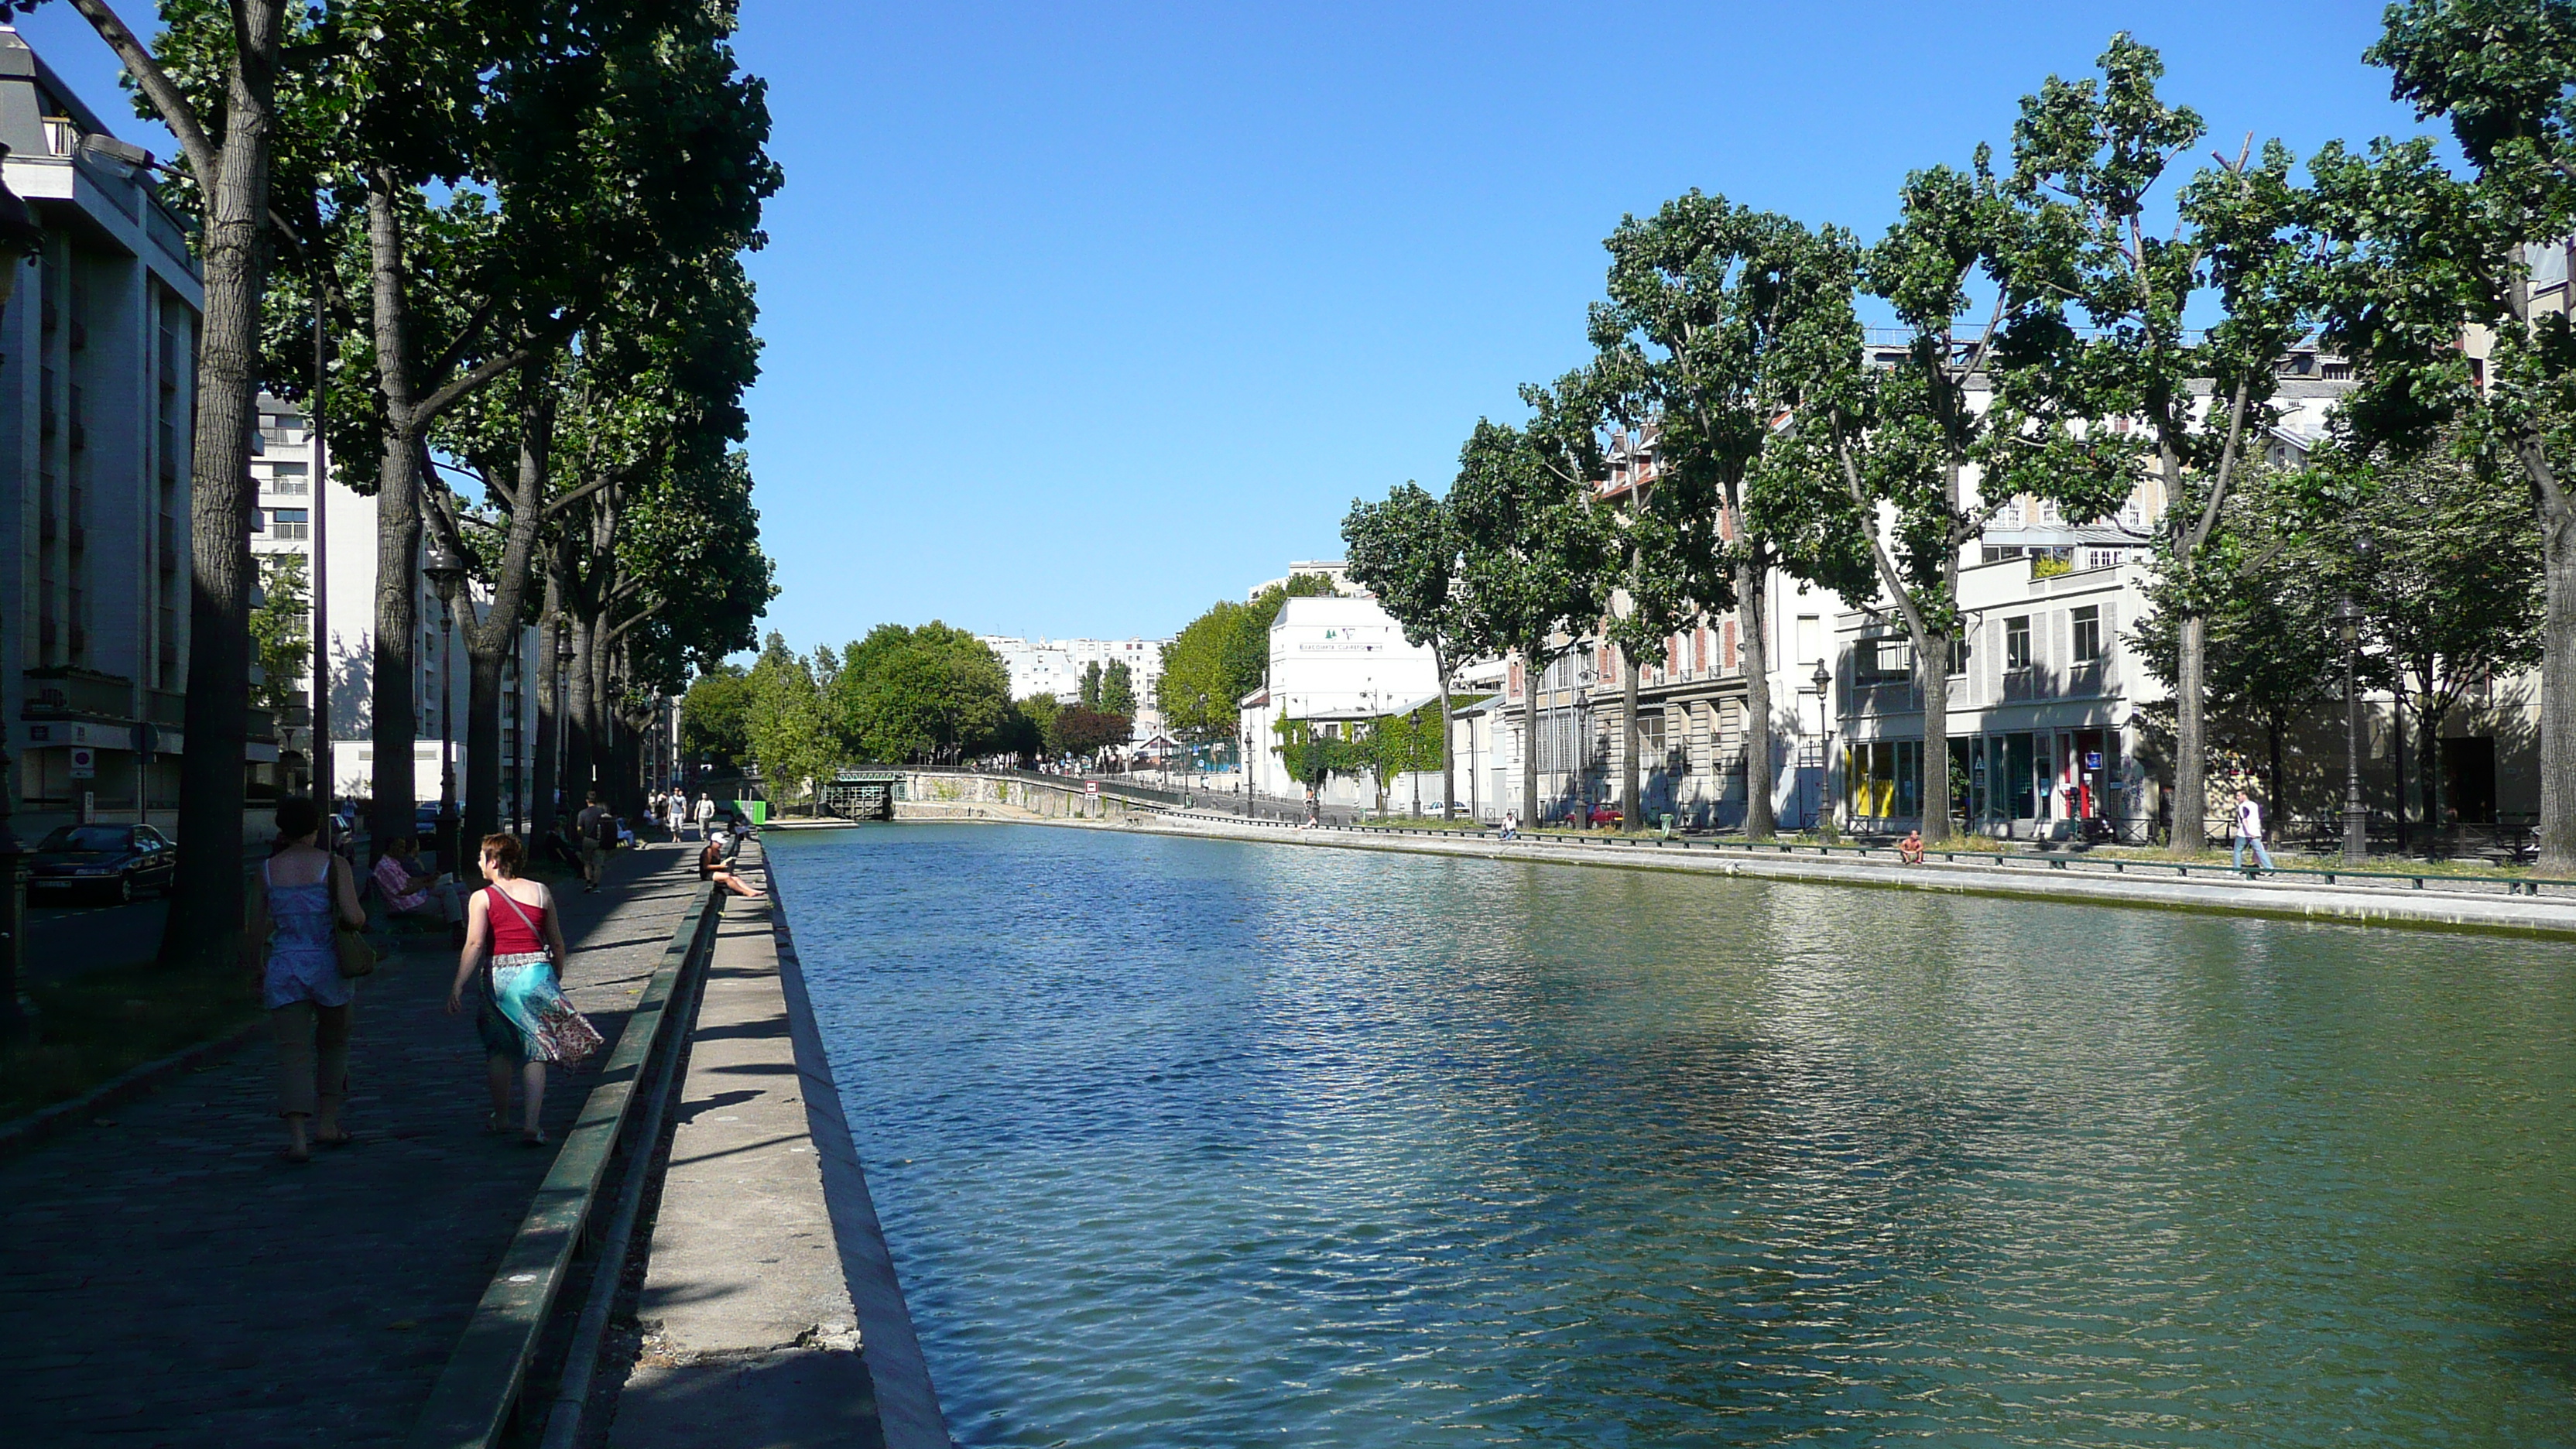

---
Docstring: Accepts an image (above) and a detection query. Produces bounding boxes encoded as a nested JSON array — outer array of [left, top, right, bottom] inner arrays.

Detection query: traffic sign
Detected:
[[68, 746, 95, 779]]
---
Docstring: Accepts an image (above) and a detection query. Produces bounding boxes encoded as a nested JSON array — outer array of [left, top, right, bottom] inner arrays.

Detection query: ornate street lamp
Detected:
[[1242, 726, 1255, 819], [1811, 659, 1834, 831], [0, 148, 43, 1039], [423, 540, 468, 872]]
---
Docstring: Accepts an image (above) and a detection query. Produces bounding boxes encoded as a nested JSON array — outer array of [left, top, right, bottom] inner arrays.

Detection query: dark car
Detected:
[[27, 824, 177, 904]]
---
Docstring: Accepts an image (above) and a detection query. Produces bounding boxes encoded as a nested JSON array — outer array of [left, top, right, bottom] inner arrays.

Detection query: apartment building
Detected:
[[978, 633, 1169, 731], [0, 27, 207, 828], [246, 394, 542, 814]]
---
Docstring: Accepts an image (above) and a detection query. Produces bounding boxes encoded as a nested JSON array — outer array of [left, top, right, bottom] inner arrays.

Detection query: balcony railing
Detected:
[[23, 667, 134, 720]]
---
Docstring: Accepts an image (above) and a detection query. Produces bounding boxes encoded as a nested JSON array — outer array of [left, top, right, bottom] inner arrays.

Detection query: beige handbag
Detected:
[[331, 858, 378, 978]]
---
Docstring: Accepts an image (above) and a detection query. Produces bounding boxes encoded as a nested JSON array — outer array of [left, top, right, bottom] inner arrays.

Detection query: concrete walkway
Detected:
[[609, 844, 944, 1449], [0, 843, 703, 1448]]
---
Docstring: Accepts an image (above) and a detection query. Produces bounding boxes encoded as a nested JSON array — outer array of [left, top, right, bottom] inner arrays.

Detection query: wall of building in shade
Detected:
[[0, 26, 204, 834]]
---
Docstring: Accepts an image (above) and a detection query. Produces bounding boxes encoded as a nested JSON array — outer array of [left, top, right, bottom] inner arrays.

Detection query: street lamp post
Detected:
[[0, 147, 45, 1039], [424, 542, 468, 872], [1812, 659, 1834, 833], [1242, 727, 1255, 819]]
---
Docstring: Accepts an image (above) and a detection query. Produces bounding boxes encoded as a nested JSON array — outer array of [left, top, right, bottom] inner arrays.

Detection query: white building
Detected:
[[1244, 559, 1360, 601], [978, 633, 1168, 731], [1238, 594, 1440, 806], [246, 394, 540, 813]]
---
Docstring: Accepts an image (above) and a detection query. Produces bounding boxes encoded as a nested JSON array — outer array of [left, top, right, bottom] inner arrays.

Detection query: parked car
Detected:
[[27, 824, 177, 904]]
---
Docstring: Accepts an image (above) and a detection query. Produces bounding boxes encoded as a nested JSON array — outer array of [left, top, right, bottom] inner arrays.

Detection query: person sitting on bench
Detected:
[[372, 834, 465, 926]]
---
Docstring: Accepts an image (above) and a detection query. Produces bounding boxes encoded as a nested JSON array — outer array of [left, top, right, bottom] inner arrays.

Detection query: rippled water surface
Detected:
[[769, 824, 2576, 1447]]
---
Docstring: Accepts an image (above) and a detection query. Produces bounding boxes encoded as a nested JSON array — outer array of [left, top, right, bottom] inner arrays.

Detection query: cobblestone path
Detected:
[[0, 844, 703, 1448]]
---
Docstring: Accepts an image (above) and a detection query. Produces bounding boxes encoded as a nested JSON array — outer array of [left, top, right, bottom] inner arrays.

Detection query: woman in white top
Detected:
[[242, 796, 367, 1162]]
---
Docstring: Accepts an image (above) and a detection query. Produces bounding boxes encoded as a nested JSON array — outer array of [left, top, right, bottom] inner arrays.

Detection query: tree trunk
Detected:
[[2419, 698, 2447, 851], [458, 359, 555, 848], [1620, 642, 1643, 832], [531, 580, 560, 839], [1435, 646, 1454, 822], [2174, 611, 2208, 852], [2267, 714, 2286, 840], [362, 180, 427, 865], [2542, 509, 2576, 871], [1738, 557, 1776, 840], [1520, 646, 1540, 827], [155, 2, 287, 971], [464, 646, 505, 849], [1918, 629, 1951, 842], [564, 613, 595, 803]]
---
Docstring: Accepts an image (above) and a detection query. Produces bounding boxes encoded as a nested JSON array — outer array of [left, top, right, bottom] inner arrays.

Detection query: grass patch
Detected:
[[1, 955, 265, 1118]]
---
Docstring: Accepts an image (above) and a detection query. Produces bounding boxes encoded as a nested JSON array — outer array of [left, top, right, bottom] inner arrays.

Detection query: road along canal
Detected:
[[770, 820, 2576, 1447]]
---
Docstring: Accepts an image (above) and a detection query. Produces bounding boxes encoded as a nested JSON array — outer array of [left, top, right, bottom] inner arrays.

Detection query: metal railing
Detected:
[[405, 880, 724, 1449], [1170, 814, 2576, 901]]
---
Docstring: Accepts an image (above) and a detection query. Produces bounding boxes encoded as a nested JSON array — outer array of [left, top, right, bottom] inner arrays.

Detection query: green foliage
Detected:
[[743, 632, 830, 804], [1343, 482, 1462, 663], [2133, 470, 2342, 801], [680, 663, 754, 771], [1271, 704, 1445, 808], [819, 623, 1013, 766], [1078, 660, 1102, 710], [1590, 194, 1858, 637], [248, 554, 313, 715], [1447, 417, 1612, 667], [1099, 659, 1136, 717], [1016, 692, 1064, 760]]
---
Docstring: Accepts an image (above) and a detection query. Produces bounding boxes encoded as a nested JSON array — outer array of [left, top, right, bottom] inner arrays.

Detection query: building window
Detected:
[[1948, 635, 1971, 677], [269, 508, 310, 540], [1858, 633, 1913, 683], [2071, 605, 2102, 663], [2006, 615, 2032, 670]]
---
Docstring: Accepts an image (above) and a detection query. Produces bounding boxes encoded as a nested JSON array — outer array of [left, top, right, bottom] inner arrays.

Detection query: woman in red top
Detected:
[[446, 833, 578, 1144]]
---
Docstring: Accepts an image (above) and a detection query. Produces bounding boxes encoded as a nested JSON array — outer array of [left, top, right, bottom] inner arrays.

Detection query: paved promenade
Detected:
[[0, 843, 702, 1448], [610, 843, 944, 1449]]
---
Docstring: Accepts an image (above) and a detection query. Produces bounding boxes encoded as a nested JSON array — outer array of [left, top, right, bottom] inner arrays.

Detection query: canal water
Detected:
[[768, 823, 2576, 1447]]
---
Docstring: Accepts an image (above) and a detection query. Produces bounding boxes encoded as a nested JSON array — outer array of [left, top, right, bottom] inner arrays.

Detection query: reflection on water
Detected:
[[770, 824, 2576, 1447]]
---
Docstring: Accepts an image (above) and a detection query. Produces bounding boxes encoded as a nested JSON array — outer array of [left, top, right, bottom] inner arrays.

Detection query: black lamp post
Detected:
[[1811, 659, 1834, 832], [423, 540, 468, 872], [0, 147, 44, 1039], [1242, 726, 1255, 818]]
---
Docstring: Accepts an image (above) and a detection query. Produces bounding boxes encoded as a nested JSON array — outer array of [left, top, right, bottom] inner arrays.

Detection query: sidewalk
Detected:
[[0, 842, 703, 1448], [608, 842, 944, 1449]]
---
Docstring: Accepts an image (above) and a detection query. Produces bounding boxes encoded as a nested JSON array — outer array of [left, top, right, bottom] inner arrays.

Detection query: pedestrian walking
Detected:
[[446, 832, 598, 1146], [693, 792, 715, 840], [244, 796, 368, 1163], [575, 790, 614, 892], [2232, 787, 2278, 875]]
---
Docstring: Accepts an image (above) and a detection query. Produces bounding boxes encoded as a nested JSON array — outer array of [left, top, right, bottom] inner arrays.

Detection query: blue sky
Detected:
[[19, 3, 2438, 650]]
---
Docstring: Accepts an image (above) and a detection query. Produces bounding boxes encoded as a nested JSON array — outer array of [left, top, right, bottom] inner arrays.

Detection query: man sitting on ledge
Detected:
[[1897, 828, 1925, 866]]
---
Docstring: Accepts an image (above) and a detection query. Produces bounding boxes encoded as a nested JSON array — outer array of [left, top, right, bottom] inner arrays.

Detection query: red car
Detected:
[[1586, 803, 1622, 828]]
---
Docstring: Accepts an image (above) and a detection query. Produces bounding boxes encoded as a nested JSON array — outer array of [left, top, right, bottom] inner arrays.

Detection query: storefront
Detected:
[[1965, 728, 2121, 837]]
